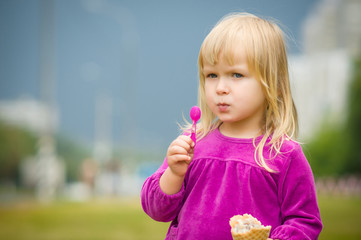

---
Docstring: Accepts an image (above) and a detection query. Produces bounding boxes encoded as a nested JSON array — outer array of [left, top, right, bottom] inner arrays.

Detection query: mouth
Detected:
[[217, 103, 230, 112]]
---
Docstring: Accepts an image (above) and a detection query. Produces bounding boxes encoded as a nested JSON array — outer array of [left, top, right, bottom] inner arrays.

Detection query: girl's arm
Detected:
[[141, 135, 194, 222], [160, 135, 194, 194], [270, 144, 323, 240], [141, 158, 185, 222]]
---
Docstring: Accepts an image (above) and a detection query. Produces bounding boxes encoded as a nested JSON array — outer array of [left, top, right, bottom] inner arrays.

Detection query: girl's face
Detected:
[[203, 46, 266, 138]]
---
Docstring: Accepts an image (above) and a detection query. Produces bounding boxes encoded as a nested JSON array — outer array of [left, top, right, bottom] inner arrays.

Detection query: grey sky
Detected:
[[0, 0, 317, 150]]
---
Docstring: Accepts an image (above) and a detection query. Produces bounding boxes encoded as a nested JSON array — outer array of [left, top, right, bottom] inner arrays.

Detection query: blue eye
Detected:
[[233, 73, 243, 78], [207, 73, 217, 78]]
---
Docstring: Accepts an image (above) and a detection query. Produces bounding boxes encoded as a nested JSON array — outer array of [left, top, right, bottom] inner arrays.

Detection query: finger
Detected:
[[171, 138, 193, 152], [169, 145, 189, 155], [171, 154, 191, 162], [187, 153, 194, 163], [178, 135, 195, 147]]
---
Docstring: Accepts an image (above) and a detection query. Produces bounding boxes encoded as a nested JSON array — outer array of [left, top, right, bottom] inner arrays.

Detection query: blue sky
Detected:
[[0, 0, 317, 150]]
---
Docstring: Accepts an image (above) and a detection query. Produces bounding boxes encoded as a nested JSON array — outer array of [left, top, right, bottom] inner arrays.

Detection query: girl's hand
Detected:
[[166, 135, 194, 178]]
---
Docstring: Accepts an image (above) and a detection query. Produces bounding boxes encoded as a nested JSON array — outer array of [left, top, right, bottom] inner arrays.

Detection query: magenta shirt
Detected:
[[141, 129, 322, 240]]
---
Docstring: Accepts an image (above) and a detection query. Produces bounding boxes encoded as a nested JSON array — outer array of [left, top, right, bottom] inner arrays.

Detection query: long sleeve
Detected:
[[141, 158, 186, 222], [271, 145, 323, 240]]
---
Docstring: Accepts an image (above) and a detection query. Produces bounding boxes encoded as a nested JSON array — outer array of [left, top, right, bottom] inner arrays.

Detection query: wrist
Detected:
[[159, 168, 185, 195]]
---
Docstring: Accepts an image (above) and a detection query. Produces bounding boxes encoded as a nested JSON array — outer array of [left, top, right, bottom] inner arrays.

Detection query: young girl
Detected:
[[141, 13, 322, 240]]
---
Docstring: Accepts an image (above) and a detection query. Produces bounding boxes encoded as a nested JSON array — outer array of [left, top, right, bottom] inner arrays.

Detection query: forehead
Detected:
[[202, 40, 249, 68], [200, 26, 252, 66]]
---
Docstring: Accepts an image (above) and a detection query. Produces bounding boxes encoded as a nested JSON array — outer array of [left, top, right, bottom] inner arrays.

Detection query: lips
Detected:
[[217, 103, 230, 112]]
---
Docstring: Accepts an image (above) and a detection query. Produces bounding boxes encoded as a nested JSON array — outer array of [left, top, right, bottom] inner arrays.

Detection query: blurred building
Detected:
[[0, 98, 65, 202], [302, 0, 361, 57], [0, 98, 58, 134], [290, 0, 361, 140], [22, 135, 65, 202]]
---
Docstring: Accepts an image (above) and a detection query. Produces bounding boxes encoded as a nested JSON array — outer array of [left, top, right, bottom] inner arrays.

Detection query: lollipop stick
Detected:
[[189, 106, 201, 144]]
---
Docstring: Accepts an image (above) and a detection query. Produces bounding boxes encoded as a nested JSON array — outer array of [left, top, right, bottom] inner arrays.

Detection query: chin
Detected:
[[218, 117, 236, 123]]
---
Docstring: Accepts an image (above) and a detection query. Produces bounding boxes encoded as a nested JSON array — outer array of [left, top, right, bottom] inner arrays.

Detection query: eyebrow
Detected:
[[202, 63, 248, 73], [227, 64, 248, 71]]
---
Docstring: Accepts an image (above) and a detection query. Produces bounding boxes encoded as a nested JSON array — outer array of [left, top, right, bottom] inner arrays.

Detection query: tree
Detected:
[[55, 134, 90, 182], [0, 121, 37, 185], [343, 57, 361, 174], [305, 56, 361, 177]]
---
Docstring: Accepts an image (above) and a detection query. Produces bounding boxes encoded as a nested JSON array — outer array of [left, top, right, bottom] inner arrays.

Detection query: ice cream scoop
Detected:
[[190, 106, 201, 144], [230, 214, 271, 240]]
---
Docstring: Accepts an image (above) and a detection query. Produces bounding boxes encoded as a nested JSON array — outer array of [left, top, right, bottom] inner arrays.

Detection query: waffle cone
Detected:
[[230, 214, 271, 240]]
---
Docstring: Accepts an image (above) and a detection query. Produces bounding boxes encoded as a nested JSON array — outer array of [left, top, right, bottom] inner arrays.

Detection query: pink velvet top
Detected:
[[141, 128, 322, 240]]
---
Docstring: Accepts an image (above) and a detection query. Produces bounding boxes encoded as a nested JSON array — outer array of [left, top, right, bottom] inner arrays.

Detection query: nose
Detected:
[[216, 78, 230, 95]]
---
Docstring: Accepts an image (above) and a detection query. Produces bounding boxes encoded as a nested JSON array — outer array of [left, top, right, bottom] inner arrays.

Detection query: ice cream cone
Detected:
[[230, 214, 271, 240]]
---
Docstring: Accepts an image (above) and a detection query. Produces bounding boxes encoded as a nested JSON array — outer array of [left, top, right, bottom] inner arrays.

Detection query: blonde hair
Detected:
[[195, 13, 298, 172]]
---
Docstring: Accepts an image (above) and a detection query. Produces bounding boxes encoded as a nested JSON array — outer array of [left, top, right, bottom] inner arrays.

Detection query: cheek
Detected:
[[236, 83, 265, 107], [205, 92, 213, 107], [204, 84, 213, 102], [254, 85, 266, 105], [250, 90, 266, 113]]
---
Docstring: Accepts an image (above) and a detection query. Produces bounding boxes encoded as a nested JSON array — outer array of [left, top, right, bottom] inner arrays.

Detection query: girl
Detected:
[[141, 13, 322, 240]]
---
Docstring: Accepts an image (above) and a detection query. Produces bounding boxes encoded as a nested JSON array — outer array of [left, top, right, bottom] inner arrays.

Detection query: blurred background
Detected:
[[0, 0, 360, 239]]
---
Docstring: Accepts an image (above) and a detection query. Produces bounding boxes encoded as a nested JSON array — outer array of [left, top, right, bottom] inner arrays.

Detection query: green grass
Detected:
[[0, 195, 360, 240], [0, 198, 169, 240], [318, 195, 361, 240]]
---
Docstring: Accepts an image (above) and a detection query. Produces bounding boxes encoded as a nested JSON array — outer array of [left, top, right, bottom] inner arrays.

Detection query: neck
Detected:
[[219, 121, 263, 139]]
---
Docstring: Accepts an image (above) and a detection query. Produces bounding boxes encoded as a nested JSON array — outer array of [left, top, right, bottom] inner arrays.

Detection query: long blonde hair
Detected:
[[195, 13, 298, 172]]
